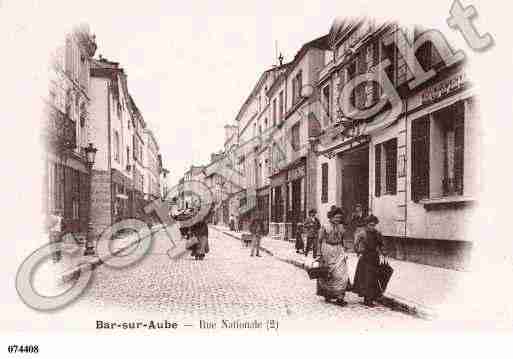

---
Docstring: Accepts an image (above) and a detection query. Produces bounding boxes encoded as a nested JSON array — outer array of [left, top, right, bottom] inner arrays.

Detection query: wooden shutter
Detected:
[[375, 144, 381, 197], [321, 163, 328, 203], [385, 138, 398, 194], [411, 116, 430, 201], [454, 101, 465, 195]]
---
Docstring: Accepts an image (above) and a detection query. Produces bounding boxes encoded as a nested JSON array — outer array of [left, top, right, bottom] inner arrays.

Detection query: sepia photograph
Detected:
[[1, 0, 512, 356]]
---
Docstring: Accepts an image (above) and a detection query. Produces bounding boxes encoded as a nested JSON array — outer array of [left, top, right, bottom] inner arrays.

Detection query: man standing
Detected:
[[303, 209, 321, 258], [249, 212, 264, 257], [229, 214, 235, 231]]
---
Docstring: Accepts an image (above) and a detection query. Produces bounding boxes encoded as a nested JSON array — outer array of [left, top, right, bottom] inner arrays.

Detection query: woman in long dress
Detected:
[[190, 218, 209, 260], [352, 215, 383, 307], [317, 207, 350, 306]]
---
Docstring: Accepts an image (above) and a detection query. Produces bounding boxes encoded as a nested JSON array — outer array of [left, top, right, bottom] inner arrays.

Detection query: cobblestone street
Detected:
[[66, 226, 422, 330]]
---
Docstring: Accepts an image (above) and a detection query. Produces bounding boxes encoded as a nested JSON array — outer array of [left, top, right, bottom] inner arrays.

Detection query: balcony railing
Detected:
[[43, 105, 77, 151]]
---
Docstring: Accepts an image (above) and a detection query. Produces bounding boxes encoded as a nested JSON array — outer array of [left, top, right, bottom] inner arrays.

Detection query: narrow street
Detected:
[[70, 226, 420, 329]]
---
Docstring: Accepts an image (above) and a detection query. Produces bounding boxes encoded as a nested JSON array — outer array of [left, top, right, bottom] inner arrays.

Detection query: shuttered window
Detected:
[[385, 138, 398, 194], [411, 116, 430, 201], [321, 163, 328, 203], [375, 144, 381, 197], [453, 102, 464, 195], [375, 138, 397, 196]]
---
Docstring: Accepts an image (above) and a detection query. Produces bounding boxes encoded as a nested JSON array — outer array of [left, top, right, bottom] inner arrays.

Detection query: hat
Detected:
[[366, 214, 379, 225], [328, 206, 344, 219]]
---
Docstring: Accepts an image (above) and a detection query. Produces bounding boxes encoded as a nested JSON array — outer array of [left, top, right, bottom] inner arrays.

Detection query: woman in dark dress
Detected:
[[190, 216, 210, 260], [352, 215, 384, 307]]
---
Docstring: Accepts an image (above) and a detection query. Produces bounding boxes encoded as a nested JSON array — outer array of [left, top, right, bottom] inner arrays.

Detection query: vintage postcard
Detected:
[[1, 0, 512, 356]]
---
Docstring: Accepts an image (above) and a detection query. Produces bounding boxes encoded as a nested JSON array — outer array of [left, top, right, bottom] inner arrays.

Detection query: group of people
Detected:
[[302, 205, 384, 307]]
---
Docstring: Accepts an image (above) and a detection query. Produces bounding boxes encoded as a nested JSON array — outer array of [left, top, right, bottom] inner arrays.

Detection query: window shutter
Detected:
[[385, 138, 398, 194], [321, 163, 328, 203], [411, 116, 430, 201], [132, 135, 136, 161], [375, 144, 381, 197], [454, 101, 465, 195]]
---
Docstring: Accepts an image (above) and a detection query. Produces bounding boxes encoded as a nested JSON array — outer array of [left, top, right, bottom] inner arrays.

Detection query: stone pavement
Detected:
[[56, 225, 422, 330], [212, 225, 468, 319]]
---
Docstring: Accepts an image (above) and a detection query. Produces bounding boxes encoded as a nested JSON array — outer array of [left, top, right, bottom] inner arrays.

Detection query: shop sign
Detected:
[[421, 72, 467, 105]]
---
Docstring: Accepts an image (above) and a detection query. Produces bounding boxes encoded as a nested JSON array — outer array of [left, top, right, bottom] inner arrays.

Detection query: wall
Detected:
[[369, 121, 404, 237], [88, 77, 110, 171], [316, 155, 341, 227]]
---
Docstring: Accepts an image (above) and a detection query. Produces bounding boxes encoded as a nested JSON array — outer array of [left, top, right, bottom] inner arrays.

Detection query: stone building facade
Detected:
[[42, 25, 97, 238]]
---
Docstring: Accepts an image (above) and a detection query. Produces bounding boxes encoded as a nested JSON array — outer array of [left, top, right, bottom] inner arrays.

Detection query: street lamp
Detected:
[[84, 142, 97, 256]]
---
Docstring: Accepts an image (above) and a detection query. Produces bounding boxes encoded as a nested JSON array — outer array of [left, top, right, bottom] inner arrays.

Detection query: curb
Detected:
[[212, 226, 434, 320]]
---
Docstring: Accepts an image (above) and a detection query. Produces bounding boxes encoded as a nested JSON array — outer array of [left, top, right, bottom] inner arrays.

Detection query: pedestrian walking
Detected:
[[294, 222, 304, 254], [190, 212, 211, 261], [352, 214, 384, 307], [249, 213, 264, 257], [229, 214, 235, 231], [238, 216, 244, 232], [304, 209, 321, 258], [316, 207, 350, 306]]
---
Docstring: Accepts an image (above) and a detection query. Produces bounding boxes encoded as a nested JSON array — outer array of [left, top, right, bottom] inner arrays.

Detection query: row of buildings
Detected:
[[177, 18, 480, 269], [42, 25, 168, 241]]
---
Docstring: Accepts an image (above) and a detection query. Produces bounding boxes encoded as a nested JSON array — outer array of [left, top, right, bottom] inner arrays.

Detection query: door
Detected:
[[341, 145, 369, 221]]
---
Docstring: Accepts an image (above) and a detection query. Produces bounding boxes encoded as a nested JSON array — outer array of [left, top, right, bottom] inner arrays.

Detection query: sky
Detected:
[[86, 8, 333, 187]]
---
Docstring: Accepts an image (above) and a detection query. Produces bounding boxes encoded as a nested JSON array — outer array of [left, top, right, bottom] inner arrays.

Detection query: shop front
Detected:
[[287, 158, 307, 239], [256, 186, 270, 235], [269, 169, 286, 239], [112, 169, 133, 223], [269, 157, 306, 240]]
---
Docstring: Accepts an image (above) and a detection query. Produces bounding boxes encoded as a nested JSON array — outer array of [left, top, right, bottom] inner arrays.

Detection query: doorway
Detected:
[[340, 145, 369, 221]]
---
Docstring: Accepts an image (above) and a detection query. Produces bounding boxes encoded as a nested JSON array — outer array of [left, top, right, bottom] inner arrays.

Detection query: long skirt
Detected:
[[353, 251, 380, 300], [295, 234, 304, 251], [195, 235, 209, 256], [316, 243, 350, 299]]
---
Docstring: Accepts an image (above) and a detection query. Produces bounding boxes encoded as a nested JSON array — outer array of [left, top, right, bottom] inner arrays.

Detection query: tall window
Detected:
[[272, 98, 277, 126], [414, 27, 443, 74], [382, 38, 397, 86], [292, 71, 303, 104], [114, 131, 120, 162], [321, 163, 328, 203], [133, 135, 137, 162], [375, 138, 397, 196], [411, 116, 430, 201], [347, 61, 357, 108], [433, 101, 465, 197], [279, 91, 284, 121], [291, 122, 300, 151], [322, 84, 331, 125]]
